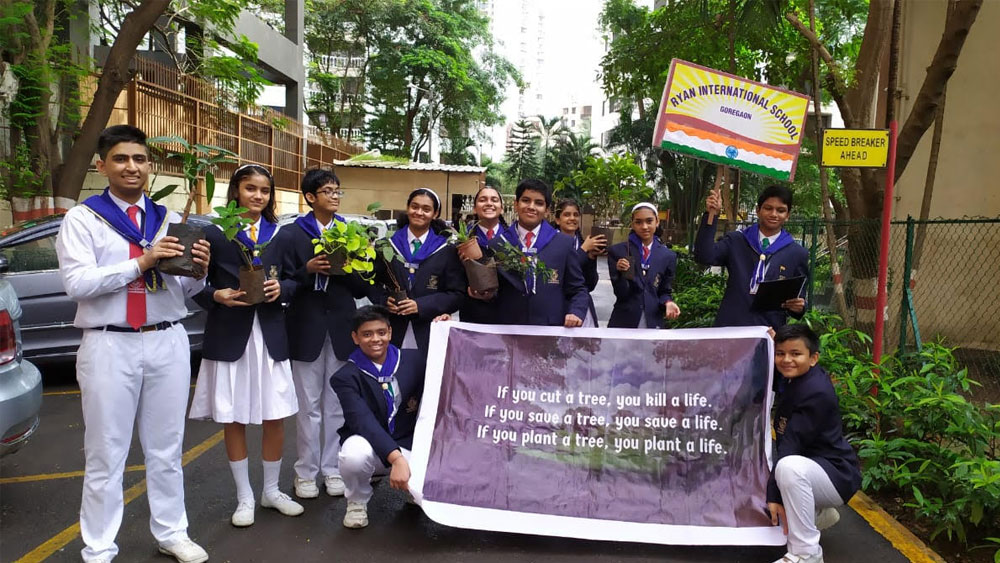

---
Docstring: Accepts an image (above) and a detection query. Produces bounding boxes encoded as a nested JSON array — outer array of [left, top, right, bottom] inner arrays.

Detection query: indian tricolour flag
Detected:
[[652, 60, 811, 182]]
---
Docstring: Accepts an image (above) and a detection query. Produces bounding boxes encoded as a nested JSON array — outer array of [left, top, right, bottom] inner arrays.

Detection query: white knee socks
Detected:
[[262, 459, 282, 497], [229, 458, 254, 503]]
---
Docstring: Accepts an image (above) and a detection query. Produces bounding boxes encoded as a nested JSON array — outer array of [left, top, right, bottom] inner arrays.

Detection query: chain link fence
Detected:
[[707, 217, 1000, 404]]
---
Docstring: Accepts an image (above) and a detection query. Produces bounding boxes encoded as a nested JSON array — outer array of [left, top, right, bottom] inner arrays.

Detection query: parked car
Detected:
[[0, 275, 42, 456], [0, 214, 209, 363]]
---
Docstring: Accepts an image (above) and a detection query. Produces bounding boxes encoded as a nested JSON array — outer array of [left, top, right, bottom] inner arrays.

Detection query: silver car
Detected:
[[0, 214, 208, 363], [0, 275, 42, 456]]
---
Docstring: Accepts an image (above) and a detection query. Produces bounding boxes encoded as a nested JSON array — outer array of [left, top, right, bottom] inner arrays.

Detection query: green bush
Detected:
[[798, 310, 1000, 552], [664, 246, 726, 328]]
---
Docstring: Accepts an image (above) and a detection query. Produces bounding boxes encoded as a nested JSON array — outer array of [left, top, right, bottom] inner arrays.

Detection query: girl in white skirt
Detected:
[[189, 164, 302, 526]]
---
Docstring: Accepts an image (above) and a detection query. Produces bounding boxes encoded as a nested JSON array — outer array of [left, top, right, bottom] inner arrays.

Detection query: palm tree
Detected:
[[533, 115, 569, 184]]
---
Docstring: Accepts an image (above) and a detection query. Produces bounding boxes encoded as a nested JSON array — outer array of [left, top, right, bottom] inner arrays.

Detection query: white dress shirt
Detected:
[[515, 223, 542, 248], [406, 228, 429, 251], [56, 193, 206, 328]]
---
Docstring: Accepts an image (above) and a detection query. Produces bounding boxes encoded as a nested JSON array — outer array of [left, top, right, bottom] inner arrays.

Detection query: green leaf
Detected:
[[150, 184, 180, 202], [205, 170, 216, 203]]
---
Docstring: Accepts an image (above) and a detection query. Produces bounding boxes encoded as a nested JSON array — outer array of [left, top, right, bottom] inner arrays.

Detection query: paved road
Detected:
[[0, 262, 916, 563]]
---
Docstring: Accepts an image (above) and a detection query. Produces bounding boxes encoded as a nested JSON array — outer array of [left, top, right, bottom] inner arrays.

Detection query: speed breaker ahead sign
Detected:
[[821, 129, 890, 168]]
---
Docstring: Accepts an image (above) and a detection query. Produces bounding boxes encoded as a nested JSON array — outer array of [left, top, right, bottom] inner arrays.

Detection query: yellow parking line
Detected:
[[13, 430, 224, 563], [849, 491, 946, 563], [43, 384, 197, 397], [0, 465, 144, 485]]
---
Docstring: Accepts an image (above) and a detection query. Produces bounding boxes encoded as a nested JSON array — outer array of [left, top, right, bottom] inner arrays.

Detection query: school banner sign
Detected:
[[652, 59, 810, 182], [409, 322, 785, 546]]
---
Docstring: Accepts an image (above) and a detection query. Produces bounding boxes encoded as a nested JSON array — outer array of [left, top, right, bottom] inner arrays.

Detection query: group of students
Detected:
[[56, 124, 859, 563]]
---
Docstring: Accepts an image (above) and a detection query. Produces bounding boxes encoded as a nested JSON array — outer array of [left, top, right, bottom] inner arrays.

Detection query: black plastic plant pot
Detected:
[[237, 265, 267, 304], [158, 222, 205, 278]]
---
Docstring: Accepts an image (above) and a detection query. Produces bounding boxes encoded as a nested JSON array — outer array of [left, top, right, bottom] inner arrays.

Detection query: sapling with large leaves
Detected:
[[148, 135, 237, 277]]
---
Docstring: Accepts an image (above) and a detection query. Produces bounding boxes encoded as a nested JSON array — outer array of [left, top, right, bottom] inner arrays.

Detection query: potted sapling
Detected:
[[374, 237, 407, 304], [492, 239, 556, 293], [311, 219, 384, 280], [148, 136, 237, 277], [209, 199, 273, 304], [446, 223, 499, 293]]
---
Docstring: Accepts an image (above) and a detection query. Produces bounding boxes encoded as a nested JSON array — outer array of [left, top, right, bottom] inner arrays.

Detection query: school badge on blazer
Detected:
[[548, 269, 559, 284], [426, 275, 439, 290], [779, 265, 787, 280], [775, 415, 788, 436], [653, 274, 661, 287], [406, 396, 419, 413]]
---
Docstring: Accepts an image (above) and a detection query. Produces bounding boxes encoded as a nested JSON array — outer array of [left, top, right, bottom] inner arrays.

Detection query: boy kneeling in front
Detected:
[[767, 324, 861, 563], [331, 305, 426, 528]]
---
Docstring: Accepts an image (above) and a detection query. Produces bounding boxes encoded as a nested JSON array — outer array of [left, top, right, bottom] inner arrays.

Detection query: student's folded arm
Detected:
[[331, 373, 400, 464], [658, 253, 678, 304], [607, 248, 637, 300], [192, 281, 220, 310], [55, 209, 144, 300], [773, 392, 823, 463], [579, 248, 599, 292], [693, 212, 729, 266], [563, 248, 589, 320]]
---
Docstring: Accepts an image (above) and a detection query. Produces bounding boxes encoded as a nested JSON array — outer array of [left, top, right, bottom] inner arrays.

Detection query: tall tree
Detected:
[[363, 0, 518, 161], [1, 0, 265, 214], [532, 114, 567, 184], [504, 118, 539, 186]]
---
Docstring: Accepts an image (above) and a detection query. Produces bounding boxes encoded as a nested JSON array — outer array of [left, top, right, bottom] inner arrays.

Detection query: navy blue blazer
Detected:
[[330, 349, 426, 465], [606, 240, 677, 328], [375, 239, 466, 351], [574, 242, 600, 324], [276, 221, 371, 362], [193, 224, 294, 362], [767, 365, 861, 505], [487, 229, 589, 326], [694, 213, 809, 328]]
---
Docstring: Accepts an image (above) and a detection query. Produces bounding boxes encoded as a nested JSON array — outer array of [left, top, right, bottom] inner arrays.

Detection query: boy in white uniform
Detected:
[[56, 125, 211, 563]]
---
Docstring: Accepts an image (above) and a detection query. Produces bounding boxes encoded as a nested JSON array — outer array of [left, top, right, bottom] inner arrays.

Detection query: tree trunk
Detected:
[[894, 0, 983, 182], [57, 0, 172, 206]]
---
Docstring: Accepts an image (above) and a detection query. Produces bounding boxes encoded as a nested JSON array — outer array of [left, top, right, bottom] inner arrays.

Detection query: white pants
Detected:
[[291, 336, 345, 480], [77, 324, 191, 562], [775, 455, 845, 557], [338, 435, 410, 504]]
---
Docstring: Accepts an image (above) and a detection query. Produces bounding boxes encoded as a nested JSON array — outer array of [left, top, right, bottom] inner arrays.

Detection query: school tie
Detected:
[[412, 239, 422, 252], [761, 238, 770, 251], [486, 227, 494, 240], [642, 246, 650, 261], [249, 223, 258, 243], [126, 205, 146, 330], [524, 231, 534, 248]]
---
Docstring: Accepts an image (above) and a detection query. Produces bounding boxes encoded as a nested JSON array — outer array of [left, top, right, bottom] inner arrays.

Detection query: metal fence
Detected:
[[80, 57, 363, 211], [710, 216, 1000, 403]]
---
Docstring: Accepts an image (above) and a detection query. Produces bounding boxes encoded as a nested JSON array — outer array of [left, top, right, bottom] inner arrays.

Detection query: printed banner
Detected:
[[652, 59, 810, 182], [410, 322, 785, 546]]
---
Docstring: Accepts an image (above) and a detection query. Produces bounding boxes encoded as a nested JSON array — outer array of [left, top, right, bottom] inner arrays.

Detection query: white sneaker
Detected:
[[261, 490, 304, 516], [325, 474, 345, 497], [772, 552, 824, 563], [158, 535, 209, 563], [343, 501, 369, 528], [294, 477, 319, 499], [816, 507, 841, 530], [231, 499, 255, 527]]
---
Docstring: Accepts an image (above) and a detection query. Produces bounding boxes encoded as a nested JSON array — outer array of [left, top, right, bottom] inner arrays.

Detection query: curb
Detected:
[[849, 491, 947, 563]]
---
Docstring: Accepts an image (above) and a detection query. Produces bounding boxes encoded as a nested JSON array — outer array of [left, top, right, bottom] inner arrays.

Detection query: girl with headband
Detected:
[[189, 163, 304, 526], [552, 198, 605, 326], [379, 187, 465, 351], [694, 184, 808, 328], [607, 202, 681, 328]]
